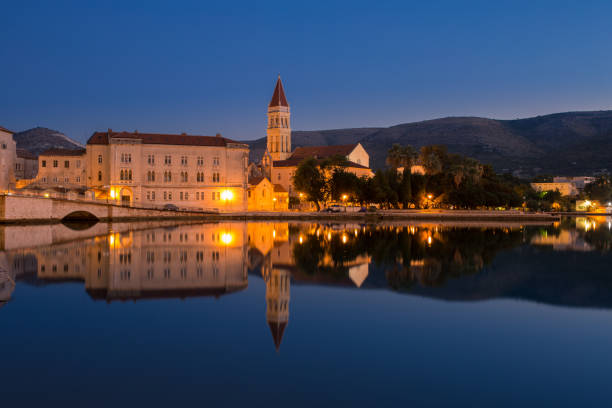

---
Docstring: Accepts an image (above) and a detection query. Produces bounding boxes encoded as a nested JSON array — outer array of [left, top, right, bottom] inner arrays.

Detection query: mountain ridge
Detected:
[[243, 110, 612, 176]]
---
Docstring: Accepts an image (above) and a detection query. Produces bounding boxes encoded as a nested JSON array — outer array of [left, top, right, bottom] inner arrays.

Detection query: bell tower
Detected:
[[267, 76, 291, 161]]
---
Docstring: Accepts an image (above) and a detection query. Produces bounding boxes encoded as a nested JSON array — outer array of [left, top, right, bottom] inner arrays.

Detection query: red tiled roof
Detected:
[[16, 148, 37, 159], [273, 158, 369, 169], [248, 175, 266, 186], [87, 130, 245, 147], [273, 184, 287, 193], [290, 144, 359, 160], [39, 148, 86, 157], [269, 76, 289, 108], [0, 126, 14, 134]]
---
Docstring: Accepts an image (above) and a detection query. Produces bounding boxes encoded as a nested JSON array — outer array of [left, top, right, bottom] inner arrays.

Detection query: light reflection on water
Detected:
[[0, 217, 611, 406]]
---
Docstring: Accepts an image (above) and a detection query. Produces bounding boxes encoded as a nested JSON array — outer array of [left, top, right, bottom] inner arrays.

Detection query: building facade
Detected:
[[0, 126, 16, 192], [15, 149, 38, 180], [86, 130, 249, 211], [36, 149, 87, 188]]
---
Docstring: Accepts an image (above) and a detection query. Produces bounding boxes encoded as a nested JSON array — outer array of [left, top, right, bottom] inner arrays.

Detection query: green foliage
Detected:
[[584, 176, 612, 202], [292, 158, 326, 210]]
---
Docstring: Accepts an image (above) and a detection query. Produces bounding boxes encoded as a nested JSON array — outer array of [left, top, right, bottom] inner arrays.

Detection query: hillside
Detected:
[[12, 127, 84, 156], [244, 111, 612, 176]]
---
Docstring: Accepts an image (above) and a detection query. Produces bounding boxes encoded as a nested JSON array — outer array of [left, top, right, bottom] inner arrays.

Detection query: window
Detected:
[[180, 192, 183, 200], [42, 177, 47, 183], [98, 155, 102, 164], [98, 171, 102, 181], [163, 191, 167, 200], [41, 160, 46, 167], [76, 160, 81, 168], [164, 155, 171, 165], [1, 143, 6, 149], [151, 191, 155, 200], [64, 177, 69, 183], [147, 171, 156, 182], [196, 192, 199, 200], [185, 192, 188, 200], [164, 171, 172, 182], [248, 190, 251, 198], [120, 153, 132, 163], [76, 176, 80, 183], [53, 177, 58, 183], [213, 157, 220, 167], [181, 156, 187, 165], [64, 160, 70, 168], [181, 171, 188, 182], [197, 156, 203, 166], [148, 154, 155, 165], [196, 172, 204, 182], [168, 192, 172, 200], [53, 160, 58, 168], [212, 172, 220, 183]]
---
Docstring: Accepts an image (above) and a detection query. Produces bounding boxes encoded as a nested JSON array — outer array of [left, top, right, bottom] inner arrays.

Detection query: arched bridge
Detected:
[[0, 194, 202, 223]]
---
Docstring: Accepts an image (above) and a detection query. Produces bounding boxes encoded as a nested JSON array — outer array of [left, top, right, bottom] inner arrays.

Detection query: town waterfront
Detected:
[[1, 217, 612, 406]]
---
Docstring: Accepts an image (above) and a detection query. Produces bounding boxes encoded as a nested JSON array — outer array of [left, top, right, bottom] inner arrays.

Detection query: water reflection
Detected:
[[1, 217, 612, 349]]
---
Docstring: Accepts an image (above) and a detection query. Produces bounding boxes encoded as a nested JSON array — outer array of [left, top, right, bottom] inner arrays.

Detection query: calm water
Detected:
[[1, 217, 612, 407]]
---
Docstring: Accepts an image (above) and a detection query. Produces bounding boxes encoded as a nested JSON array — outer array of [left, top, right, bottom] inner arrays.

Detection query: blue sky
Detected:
[[2, 0, 612, 143]]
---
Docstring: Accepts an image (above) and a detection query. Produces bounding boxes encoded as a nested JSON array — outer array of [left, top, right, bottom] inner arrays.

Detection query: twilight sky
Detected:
[[2, 0, 612, 143]]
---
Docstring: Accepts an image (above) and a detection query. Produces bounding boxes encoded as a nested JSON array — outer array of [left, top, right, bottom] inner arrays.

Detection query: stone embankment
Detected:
[[0, 194, 561, 224]]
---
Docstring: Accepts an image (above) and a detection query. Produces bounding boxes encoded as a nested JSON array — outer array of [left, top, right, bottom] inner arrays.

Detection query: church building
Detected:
[[261, 77, 372, 196]]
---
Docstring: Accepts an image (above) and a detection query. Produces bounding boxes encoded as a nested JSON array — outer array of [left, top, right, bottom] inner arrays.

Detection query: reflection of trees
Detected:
[[292, 225, 531, 291], [581, 227, 612, 252]]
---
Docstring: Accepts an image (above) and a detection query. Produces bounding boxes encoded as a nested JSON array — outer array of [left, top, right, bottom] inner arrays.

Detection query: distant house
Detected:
[[15, 149, 38, 180], [531, 182, 578, 197], [247, 176, 289, 211]]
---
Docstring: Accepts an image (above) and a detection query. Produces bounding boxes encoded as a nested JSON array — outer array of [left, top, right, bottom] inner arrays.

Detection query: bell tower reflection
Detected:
[[263, 264, 290, 351], [248, 223, 292, 351]]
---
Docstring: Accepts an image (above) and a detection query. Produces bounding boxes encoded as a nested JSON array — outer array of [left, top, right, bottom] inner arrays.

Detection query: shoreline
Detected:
[[0, 209, 563, 225]]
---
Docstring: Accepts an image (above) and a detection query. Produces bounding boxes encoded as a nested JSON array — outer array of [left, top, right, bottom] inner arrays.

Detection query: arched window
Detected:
[[120, 170, 124, 181], [98, 171, 102, 181]]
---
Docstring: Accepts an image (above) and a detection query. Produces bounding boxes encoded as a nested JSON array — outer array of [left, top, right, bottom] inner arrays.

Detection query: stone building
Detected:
[[0, 126, 16, 192], [15, 149, 38, 180], [260, 77, 373, 197], [247, 176, 289, 211], [86, 130, 249, 211], [35, 148, 87, 188]]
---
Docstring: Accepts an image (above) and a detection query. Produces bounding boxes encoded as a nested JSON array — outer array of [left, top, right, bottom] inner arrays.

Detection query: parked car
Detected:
[[164, 203, 179, 211]]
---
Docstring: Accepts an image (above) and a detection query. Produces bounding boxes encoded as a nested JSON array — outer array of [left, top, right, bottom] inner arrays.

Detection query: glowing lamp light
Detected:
[[341, 194, 348, 201], [272, 229, 276, 239], [427, 235, 432, 246], [220, 232, 233, 245], [299, 235, 303, 244], [109, 234, 115, 246], [427, 194, 433, 200], [273, 197, 277, 201], [44, 193, 50, 198], [220, 190, 234, 201], [109, 189, 117, 199], [342, 234, 348, 244]]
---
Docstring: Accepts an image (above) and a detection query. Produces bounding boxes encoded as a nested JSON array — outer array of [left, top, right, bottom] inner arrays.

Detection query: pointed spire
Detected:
[[269, 76, 289, 108], [268, 321, 287, 351]]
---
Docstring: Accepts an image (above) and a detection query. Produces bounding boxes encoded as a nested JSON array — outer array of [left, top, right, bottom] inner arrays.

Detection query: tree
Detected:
[[386, 144, 417, 170], [293, 158, 326, 210]]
